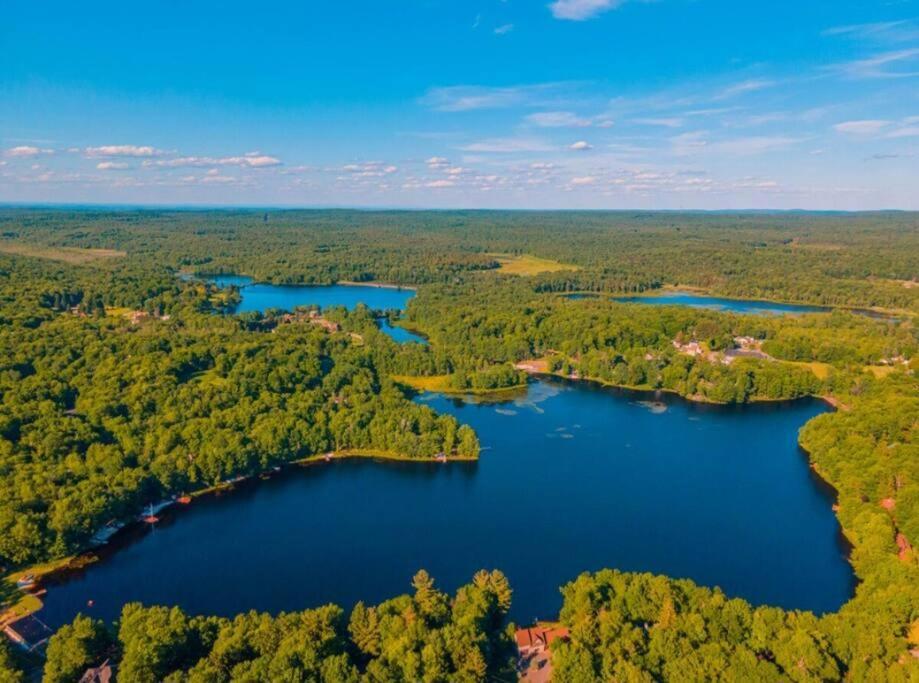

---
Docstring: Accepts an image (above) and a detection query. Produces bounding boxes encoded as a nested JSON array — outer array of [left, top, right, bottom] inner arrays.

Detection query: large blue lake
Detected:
[[208, 276, 426, 343], [39, 378, 854, 629]]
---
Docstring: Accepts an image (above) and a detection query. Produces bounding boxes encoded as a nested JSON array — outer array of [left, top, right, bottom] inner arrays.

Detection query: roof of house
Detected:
[[514, 625, 570, 650]]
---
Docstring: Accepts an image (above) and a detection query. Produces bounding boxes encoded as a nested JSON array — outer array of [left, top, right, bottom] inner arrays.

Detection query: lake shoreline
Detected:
[[1, 448, 476, 626], [561, 285, 910, 319]]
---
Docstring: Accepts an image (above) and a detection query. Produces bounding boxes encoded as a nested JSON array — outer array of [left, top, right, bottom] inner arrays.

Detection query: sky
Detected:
[[2, 1, 918, 210]]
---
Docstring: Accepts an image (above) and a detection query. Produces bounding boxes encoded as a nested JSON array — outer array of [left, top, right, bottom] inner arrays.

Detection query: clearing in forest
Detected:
[[488, 253, 578, 276], [0, 242, 126, 264]]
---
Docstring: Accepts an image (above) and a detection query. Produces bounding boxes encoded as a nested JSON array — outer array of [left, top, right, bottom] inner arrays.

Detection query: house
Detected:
[[516, 625, 570, 683], [673, 339, 704, 356], [514, 625, 570, 656]]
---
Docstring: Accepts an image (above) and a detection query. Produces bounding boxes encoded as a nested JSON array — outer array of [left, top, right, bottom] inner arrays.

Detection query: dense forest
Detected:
[[4, 571, 515, 683], [0, 208, 917, 681]]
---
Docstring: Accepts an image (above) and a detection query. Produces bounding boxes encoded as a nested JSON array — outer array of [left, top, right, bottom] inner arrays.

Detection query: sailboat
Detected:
[[142, 503, 159, 524]]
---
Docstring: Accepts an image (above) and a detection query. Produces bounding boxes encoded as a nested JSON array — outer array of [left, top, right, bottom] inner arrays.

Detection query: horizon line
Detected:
[[0, 202, 916, 215]]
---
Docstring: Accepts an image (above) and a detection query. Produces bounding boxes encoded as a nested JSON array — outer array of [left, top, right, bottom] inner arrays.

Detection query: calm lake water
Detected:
[[39, 379, 853, 629], [208, 276, 425, 343], [612, 291, 828, 315]]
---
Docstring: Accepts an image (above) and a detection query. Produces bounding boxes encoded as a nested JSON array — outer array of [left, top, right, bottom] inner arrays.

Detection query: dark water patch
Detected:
[[38, 379, 853, 628]]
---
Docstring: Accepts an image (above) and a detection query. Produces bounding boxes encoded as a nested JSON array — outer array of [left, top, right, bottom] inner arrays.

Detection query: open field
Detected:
[[0, 242, 126, 264], [488, 253, 579, 276], [781, 360, 833, 380]]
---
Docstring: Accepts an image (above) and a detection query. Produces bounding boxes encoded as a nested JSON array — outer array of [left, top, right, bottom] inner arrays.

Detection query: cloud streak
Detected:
[[548, 0, 625, 21]]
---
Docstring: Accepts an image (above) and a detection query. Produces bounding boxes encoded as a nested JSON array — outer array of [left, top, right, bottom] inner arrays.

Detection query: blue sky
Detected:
[[2, 1, 918, 209]]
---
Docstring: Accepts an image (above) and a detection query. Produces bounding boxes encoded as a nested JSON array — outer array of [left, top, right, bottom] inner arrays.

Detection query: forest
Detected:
[[0, 208, 917, 681]]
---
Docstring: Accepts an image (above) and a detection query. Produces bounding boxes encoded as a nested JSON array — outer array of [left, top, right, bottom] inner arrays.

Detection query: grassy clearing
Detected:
[[392, 374, 454, 392], [781, 360, 833, 380], [488, 253, 578, 276], [866, 365, 898, 379], [0, 242, 126, 264]]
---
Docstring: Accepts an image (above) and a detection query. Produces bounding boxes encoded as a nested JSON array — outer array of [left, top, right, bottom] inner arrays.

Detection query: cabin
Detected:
[[515, 625, 570, 683], [515, 625, 570, 656], [672, 339, 704, 356]]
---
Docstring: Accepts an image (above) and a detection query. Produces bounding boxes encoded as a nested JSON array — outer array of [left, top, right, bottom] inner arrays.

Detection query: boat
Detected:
[[140, 501, 169, 524], [176, 495, 192, 505], [16, 574, 35, 588]]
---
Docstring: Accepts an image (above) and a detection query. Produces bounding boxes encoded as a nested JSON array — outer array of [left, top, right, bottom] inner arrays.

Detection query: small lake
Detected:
[[208, 276, 425, 344], [39, 379, 854, 629], [612, 291, 828, 315]]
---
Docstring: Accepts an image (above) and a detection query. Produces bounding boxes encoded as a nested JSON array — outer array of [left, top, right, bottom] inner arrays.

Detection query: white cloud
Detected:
[[714, 79, 775, 100], [833, 119, 890, 135], [526, 111, 593, 127], [460, 137, 555, 153], [96, 161, 129, 170], [426, 179, 455, 188], [494, 23, 514, 35], [420, 82, 574, 112], [146, 153, 282, 168], [831, 48, 919, 79], [569, 176, 596, 185], [887, 125, 919, 139], [710, 136, 802, 155], [549, 0, 624, 21], [569, 140, 593, 151], [633, 117, 684, 128], [823, 20, 919, 43], [337, 161, 399, 180], [5, 145, 53, 158], [85, 145, 162, 157], [833, 120, 890, 135]]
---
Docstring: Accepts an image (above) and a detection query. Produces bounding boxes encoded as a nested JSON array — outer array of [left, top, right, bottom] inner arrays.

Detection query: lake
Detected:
[[38, 378, 854, 629], [612, 291, 828, 315], [207, 276, 425, 343]]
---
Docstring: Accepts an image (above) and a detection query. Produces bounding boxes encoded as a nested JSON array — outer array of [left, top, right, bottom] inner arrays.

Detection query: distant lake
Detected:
[[565, 290, 895, 319], [613, 291, 828, 315], [207, 276, 425, 344], [39, 379, 853, 629]]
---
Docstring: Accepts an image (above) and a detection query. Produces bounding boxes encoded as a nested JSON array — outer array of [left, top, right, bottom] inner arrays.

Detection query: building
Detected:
[[515, 625, 571, 683], [515, 625, 570, 655]]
